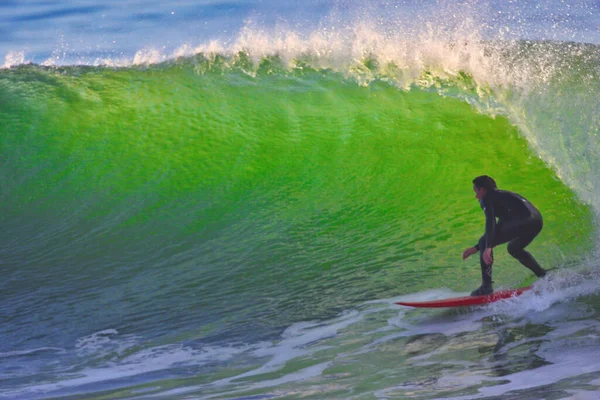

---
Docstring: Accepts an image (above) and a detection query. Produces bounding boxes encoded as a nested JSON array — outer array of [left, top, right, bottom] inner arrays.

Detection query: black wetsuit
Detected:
[[475, 189, 546, 287]]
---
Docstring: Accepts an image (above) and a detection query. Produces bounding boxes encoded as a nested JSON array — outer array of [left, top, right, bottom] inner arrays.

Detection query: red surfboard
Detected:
[[396, 286, 532, 308]]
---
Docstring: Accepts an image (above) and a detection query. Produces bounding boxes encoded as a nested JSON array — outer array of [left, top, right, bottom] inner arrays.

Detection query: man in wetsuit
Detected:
[[462, 175, 547, 296]]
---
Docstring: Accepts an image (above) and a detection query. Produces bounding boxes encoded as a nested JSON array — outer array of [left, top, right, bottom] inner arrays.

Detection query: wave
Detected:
[[3, 36, 600, 205], [1, 51, 596, 335], [2, 4, 600, 398]]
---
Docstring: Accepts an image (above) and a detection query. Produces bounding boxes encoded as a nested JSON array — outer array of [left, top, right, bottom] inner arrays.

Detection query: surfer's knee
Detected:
[[507, 242, 526, 259]]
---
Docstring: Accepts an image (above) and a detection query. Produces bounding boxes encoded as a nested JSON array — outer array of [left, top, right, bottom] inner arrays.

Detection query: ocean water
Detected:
[[2, 1, 600, 399]]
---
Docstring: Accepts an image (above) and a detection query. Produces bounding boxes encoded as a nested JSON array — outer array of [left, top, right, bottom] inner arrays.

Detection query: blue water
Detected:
[[3, 1, 600, 399]]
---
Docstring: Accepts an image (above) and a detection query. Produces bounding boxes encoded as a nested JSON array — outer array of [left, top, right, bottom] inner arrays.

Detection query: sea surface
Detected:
[[2, 1, 600, 399]]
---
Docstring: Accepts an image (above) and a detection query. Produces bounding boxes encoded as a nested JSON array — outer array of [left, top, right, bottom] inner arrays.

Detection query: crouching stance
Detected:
[[463, 175, 547, 296]]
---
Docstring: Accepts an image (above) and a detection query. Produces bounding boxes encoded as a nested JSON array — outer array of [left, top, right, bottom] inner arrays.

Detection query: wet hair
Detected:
[[473, 175, 497, 191]]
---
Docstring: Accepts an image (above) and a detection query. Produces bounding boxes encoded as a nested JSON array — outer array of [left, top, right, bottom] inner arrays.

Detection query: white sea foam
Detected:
[[2, 51, 26, 68], [142, 309, 364, 398], [1, 329, 254, 399], [371, 267, 600, 399], [6, 267, 600, 400], [0, 347, 65, 358]]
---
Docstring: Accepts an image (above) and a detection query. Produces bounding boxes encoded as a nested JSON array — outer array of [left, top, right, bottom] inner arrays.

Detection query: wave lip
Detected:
[[3, 0, 600, 67]]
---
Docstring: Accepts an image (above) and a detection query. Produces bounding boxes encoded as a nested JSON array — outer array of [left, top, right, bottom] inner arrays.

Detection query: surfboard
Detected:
[[396, 286, 532, 308]]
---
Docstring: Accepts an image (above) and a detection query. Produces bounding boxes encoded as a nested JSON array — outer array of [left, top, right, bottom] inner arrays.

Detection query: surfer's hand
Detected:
[[483, 248, 493, 265], [462, 247, 478, 260]]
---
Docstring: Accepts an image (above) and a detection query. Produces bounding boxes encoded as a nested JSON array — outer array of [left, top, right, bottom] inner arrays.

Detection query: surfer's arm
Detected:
[[479, 198, 496, 265], [481, 198, 496, 249], [462, 246, 478, 260]]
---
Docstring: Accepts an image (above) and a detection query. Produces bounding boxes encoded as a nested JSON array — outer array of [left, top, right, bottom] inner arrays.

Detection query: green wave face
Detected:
[[0, 61, 594, 342]]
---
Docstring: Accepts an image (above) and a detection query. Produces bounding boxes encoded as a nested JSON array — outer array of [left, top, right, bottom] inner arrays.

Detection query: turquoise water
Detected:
[[2, 2, 600, 399]]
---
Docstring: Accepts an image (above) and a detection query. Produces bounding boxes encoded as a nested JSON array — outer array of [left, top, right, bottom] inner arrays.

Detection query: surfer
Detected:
[[462, 175, 547, 296]]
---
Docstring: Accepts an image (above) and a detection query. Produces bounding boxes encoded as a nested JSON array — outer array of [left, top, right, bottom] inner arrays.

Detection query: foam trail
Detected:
[[140, 310, 364, 398], [1, 330, 253, 399]]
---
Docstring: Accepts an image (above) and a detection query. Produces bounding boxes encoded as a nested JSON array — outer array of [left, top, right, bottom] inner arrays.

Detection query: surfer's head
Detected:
[[472, 175, 497, 199]]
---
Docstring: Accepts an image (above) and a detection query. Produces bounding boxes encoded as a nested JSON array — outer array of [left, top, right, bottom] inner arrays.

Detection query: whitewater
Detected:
[[1, 1, 600, 399]]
